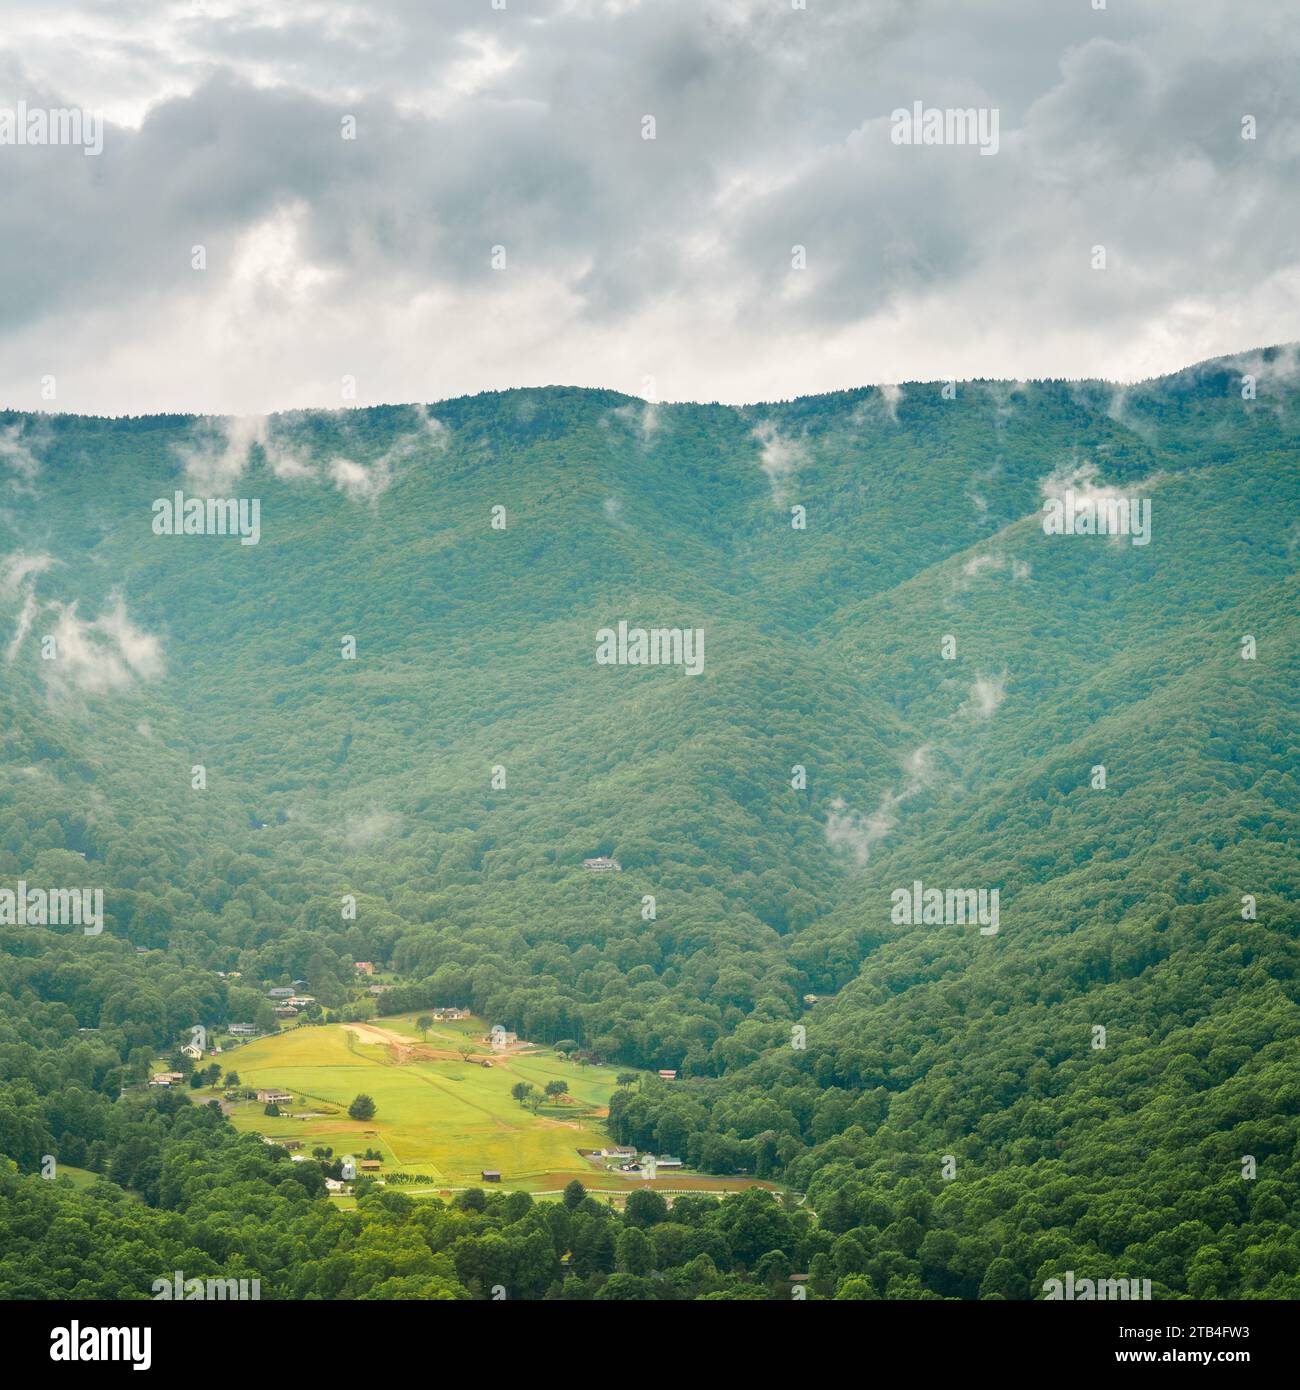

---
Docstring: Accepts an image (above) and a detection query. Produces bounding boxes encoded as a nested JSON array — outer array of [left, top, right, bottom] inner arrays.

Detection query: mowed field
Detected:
[[222, 1014, 630, 1191]]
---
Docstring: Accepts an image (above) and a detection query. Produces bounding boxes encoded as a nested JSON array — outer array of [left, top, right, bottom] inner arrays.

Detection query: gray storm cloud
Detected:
[[0, 1, 1297, 412]]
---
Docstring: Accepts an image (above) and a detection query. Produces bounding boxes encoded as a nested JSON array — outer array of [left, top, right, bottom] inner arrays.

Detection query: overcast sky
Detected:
[[0, 0, 1297, 414]]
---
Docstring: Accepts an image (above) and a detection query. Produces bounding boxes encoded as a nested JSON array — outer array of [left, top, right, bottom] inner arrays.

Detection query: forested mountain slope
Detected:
[[1, 346, 1297, 1298]]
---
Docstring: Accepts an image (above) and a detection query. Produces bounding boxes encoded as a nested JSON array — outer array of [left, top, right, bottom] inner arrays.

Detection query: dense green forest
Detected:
[[1, 346, 1297, 1298]]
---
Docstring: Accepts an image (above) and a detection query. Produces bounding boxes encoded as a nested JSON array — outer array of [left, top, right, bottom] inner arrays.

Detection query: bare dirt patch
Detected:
[[344, 1022, 521, 1067]]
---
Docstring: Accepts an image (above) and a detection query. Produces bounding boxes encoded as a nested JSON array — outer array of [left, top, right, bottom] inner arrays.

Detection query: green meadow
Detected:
[[222, 1014, 629, 1191]]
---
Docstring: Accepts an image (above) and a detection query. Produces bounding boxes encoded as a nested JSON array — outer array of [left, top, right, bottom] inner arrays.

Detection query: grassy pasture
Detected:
[[222, 1013, 626, 1189]]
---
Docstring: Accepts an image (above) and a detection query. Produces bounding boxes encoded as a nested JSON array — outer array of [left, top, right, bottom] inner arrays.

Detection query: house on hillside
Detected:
[[286, 996, 315, 1008], [267, 987, 294, 999], [582, 856, 622, 872], [655, 1155, 683, 1169], [180, 1042, 204, 1060], [353, 961, 375, 976], [657, 1070, 678, 1081], [256, 1089, 294, 1105], [359, 1160, 382, 1172], [150, 1072, 184, 1087], [481, 1170, 501, 1182], [227, 1023, 257, 1036]]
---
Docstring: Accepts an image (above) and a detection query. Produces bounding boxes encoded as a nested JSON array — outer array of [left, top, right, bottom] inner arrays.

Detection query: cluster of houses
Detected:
[[593, 1146, 683, 1174], [266, 987, 315, 1019]]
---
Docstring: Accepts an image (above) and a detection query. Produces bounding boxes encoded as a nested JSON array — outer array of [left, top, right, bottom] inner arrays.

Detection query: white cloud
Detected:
[[752, 420, 806, 506], [960, 671, 1007, 720], [327, 407, 447, 504], [848, 384, 906, 430], [1039, 458, 1138, 507], [174, 414, 317, 493], [41, 593, 165, 699], [959, 551, 1030, 582], [328, 455, 387, 502], [0, 422, 43, 486], [961, 553, 1000, 579], [172, 404, 446, 502], [607, 400, 662, 444], [825, 746, 932, 866], [1, 551, 54, 662], [344, 808, 399, 850], [175, 416, 268, 494]]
